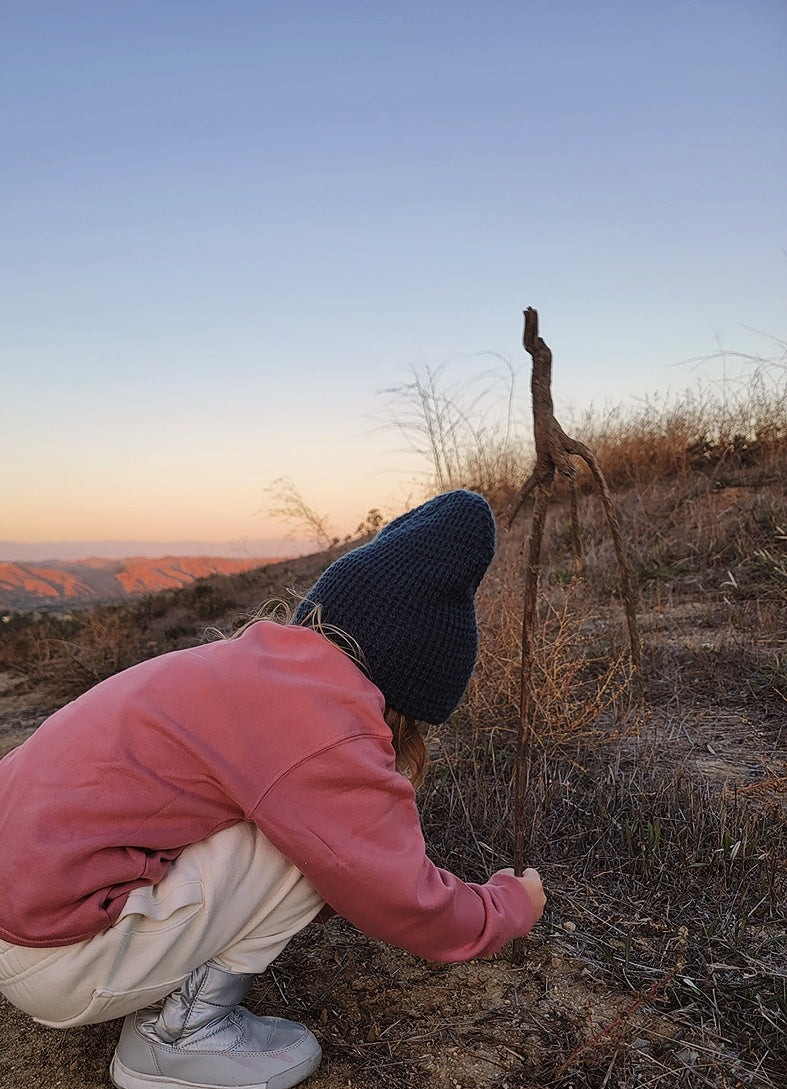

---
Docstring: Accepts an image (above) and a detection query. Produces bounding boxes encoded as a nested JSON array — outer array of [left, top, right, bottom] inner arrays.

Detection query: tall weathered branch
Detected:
[[510, 308, 642, 965]]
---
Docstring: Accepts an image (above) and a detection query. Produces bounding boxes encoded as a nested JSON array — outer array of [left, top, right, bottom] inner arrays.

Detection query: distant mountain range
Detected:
[[0, 556, 285, 612], [0, 539, 311, 562]]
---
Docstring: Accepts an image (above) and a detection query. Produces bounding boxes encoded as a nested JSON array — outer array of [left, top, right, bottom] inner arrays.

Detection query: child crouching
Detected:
[[0, 489, 546, 1089]]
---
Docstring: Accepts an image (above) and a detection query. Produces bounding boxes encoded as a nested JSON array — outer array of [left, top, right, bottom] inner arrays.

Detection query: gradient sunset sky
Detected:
[[2, 1, 785, 557]]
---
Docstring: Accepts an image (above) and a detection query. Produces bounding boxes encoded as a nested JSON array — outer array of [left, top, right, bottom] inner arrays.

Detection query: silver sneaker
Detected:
[[110, 960, 321, 1089]]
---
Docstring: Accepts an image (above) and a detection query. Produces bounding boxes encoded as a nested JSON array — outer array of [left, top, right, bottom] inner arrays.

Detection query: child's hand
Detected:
[[496, 867, 546, 923]]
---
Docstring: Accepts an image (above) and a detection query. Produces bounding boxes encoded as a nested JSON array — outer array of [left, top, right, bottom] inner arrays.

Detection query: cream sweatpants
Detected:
[[0, 822, 324, 1029]]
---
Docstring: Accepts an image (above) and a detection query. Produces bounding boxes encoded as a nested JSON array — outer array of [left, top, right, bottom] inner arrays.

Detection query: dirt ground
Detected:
[[1, 675, 783, 1089], [0, 903, 681, 1089]]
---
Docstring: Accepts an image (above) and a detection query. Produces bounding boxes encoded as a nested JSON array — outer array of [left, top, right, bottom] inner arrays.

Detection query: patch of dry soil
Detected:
[[0, 925, 682, 1089]]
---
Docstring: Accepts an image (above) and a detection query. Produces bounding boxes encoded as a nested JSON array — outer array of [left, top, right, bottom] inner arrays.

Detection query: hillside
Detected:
[[0, 463, 785, 1089], [0, 555, 286, 611]]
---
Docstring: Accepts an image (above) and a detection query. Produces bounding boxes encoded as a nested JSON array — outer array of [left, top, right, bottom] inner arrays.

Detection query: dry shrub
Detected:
[[468, 532, 635, 755], [26, 608, 145, 699], [0, 613, 77, 678], [572, 363, 787, 491]]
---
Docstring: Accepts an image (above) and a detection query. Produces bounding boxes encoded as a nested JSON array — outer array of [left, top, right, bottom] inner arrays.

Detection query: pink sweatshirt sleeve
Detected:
[[252, 732, 535, 962]]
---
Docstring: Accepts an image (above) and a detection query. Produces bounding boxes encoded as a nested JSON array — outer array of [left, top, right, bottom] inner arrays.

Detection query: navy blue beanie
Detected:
[[292, 490, 496, 724]]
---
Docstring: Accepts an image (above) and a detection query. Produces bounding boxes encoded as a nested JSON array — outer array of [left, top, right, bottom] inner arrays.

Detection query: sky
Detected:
[[1, 1, 785, 558]]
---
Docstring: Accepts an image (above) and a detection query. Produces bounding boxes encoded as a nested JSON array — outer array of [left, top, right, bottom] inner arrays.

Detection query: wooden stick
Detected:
[[509, 308, 642, 964], [511, 481, 550, 965]]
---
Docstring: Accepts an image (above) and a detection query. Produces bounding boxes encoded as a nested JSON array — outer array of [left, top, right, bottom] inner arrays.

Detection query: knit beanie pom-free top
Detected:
[[293, 490, 496, 724]]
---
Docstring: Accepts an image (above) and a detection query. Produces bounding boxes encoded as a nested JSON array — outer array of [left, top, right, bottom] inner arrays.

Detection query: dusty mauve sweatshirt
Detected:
[[0, 622, 534, 959]]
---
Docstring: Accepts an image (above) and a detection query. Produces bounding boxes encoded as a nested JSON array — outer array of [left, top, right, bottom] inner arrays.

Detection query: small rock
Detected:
[[676, 1047, 699, 1067], [562, 920, 577, 932]]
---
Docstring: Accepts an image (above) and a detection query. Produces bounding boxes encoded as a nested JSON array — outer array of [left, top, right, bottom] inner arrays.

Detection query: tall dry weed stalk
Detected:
[[382, 359, 532, 509], [265, 476, 337, 550]]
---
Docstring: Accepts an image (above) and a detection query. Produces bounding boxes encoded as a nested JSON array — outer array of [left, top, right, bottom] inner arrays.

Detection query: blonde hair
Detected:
[[384, 706, 428, 789], [221, 600, 428, 788]]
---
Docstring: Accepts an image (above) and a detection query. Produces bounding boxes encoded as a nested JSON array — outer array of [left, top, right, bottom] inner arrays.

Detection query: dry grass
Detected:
[[571, 360, 787, 491], [416, 717, 786, 1087], [386, 342, 786, 513]]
